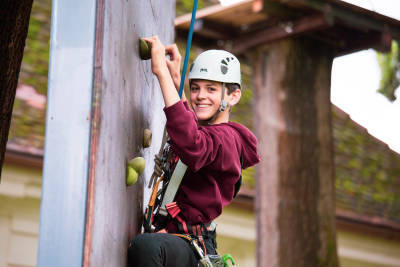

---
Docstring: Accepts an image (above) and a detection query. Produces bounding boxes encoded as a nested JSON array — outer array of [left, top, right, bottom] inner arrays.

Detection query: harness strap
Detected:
[[175, 215, 189, 234], [159, 159, 188, 216], [165, 202, 181, 218], [165, 202, 213, 256]]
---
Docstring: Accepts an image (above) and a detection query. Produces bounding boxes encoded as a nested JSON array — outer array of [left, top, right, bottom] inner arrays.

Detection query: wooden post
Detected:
[[253, 37, 339, 267], [0, 0, 33, 180]]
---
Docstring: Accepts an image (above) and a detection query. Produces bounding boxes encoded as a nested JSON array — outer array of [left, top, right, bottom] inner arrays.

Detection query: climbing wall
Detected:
[[87, 1, 175, 266]]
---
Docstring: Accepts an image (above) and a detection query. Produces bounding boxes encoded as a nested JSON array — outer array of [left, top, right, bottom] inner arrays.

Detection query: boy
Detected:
[[128, 36, 260, 267]]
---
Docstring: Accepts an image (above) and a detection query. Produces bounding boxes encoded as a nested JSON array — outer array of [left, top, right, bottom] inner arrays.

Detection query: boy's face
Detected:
[[189, 79, 224, 121]]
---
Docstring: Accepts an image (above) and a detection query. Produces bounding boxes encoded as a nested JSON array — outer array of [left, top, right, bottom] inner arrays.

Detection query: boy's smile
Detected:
[[190, 80, 224, 122]]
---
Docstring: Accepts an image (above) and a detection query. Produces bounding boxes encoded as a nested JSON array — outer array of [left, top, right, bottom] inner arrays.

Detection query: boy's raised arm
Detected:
[[142, 36, 186, 105], [165, 44, 187, 102]]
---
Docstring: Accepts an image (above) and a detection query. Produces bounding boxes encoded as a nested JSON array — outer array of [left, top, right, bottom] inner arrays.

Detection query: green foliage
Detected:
[[242, 166, 255, 188], [8, 0, 51, 149], [176, 0, 205, 16], [19, 0, 51, 95], [377, 41, 399, 102], [230, 64, 254, 130], [176, 0, 219, 16]]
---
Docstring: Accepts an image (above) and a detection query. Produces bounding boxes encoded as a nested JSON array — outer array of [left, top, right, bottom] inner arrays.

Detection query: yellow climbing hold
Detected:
[[128, 156, 146, 174], [126, 166, 138, 186]]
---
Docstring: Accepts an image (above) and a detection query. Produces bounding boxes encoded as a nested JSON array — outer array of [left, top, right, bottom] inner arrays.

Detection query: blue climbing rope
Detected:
[[178, 0, 198, 98]]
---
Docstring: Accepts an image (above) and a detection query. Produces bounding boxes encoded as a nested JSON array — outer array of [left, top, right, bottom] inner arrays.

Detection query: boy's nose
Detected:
[[197, 88, 207, 99]]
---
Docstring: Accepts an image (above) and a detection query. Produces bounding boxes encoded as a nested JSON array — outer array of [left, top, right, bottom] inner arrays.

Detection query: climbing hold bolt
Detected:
[[143, 129, 152, 148], [139, 38, 151, 60]]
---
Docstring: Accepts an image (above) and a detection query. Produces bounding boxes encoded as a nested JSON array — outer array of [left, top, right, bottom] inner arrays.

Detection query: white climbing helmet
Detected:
[[188, 50, 241, 87]]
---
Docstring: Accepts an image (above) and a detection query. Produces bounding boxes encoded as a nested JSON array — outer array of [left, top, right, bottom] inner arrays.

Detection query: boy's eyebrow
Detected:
[[191, 81, 219, 87]]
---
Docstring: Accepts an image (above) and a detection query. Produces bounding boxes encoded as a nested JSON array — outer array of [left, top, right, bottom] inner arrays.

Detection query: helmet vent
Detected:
[[221, 59, 228, 65], [221, 65, 228, 74], [189, 63, 194, 72]]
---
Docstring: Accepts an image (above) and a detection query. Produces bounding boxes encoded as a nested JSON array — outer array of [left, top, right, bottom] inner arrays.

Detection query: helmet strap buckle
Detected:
[[218, 82, 229, 112]]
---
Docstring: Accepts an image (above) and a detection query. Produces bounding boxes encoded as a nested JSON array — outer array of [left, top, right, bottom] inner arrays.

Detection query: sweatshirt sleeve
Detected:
[[163, 101, 221, 172]]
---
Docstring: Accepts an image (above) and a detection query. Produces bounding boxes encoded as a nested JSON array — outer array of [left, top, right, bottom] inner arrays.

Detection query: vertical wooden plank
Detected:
[[253, 37, 338, 267], [83, 0, 104, 265], [85, 1, 176, 266], [37, 0, 97, 266]]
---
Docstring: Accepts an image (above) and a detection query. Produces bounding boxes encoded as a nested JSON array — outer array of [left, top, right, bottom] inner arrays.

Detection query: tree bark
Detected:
[[253, 37, 339, 267], [0, 0, 33, 180]]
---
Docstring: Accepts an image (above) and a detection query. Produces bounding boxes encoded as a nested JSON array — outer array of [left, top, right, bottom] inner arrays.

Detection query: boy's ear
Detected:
[[227, 88, 242, 107]]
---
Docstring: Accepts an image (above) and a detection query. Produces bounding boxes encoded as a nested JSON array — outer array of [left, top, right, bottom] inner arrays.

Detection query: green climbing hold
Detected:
[[222, 254, 235, 267], [139, 38, 151, 60], [128, 156, 146, 174], [126, 166, 138, 186]]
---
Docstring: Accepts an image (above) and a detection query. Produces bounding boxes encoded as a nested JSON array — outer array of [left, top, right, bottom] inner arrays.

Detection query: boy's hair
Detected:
[[225, 83, 240, 95], [189, 81, 240, 95]]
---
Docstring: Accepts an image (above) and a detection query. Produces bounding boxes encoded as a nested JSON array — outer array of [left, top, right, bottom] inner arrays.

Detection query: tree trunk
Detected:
[[0, 0, 33, 180], [253, 37, 339, 267]]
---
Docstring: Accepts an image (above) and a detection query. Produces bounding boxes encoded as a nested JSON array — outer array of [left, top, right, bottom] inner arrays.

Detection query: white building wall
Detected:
[[0, 165, 41, 267], [217, 205, 400, 267], [1, 163, 400, 267]]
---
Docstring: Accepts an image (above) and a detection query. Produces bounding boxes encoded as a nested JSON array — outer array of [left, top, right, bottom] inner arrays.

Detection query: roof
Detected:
[[175, 0, 400, 56], [235, 103, 400, 235]]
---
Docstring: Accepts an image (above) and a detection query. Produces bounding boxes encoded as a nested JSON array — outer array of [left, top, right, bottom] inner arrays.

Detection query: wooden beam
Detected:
[[175, 0, 254, 28], [253, 0, 263, 12], [335, 31, 392, 56], [193, 18, 237, 40], [262, 1, 300, 18], [176, 29, 219, 49], [233, 14, 333, 54], [281, 0, 400, 40], [4, 145, 43, 169]]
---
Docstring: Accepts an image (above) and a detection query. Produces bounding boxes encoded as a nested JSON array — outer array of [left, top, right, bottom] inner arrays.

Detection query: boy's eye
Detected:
[[208, 87, 216, 92], [190, 87, 199, 91]]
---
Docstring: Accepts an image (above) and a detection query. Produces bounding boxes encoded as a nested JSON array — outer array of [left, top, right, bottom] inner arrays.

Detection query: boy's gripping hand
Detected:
[[165, 44, 187, 101], [165, 44, 181, 87], [141, 36, 169, 77], [141, 36, 180, 107]]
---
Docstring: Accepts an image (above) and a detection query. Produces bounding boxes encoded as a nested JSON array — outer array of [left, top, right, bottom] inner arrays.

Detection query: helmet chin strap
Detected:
[[199, 82, 229, 125]]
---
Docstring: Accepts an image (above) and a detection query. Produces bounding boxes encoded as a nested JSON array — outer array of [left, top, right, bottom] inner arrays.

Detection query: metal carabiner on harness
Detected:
[[191, 239, 212, 267]]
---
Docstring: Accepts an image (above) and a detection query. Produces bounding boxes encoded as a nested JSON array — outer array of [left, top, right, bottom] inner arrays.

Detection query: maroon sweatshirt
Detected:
[[164, 101, 260, 226]]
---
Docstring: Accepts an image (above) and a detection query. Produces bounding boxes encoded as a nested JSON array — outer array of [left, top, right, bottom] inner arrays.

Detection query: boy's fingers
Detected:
[[165, 44, 179, 54], [142, 36, 162, 46], [141, 38, 154, 47], [165, 45, 181, 61]]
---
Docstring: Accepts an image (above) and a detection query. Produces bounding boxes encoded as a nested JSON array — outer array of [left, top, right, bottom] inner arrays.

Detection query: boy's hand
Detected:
[[165, 44, 182, 87], [141, 36, 181, 107], [141, 36, 168, 77]]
